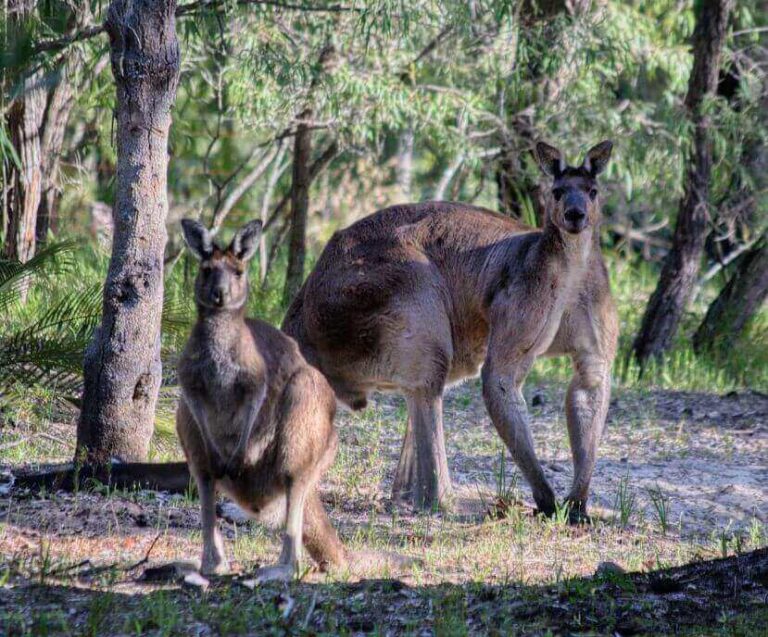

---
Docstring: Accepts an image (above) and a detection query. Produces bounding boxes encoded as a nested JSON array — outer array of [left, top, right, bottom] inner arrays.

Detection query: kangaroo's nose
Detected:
[[565, 208, 586, 223], [211, 289, 224, 306]]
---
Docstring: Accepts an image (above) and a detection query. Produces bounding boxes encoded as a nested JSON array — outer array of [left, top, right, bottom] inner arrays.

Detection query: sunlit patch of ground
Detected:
[[1, 382, 767, 635]]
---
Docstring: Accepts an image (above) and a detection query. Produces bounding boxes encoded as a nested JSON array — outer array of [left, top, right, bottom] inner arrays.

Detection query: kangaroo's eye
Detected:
[[589, 188, 598, 200], [552, 187, 565, 201]]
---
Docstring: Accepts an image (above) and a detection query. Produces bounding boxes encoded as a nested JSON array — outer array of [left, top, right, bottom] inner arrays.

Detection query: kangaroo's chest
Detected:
[[184, 343, 262, 415]]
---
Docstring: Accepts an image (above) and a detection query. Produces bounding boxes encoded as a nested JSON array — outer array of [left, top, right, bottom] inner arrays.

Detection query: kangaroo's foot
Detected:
[[565, 497, 594, 525]]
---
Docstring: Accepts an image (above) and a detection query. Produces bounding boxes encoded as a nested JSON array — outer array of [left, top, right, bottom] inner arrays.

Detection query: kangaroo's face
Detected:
[[181, 219, 263, 312], [535, 140, 613, 236], [196, 251, 249, 310]]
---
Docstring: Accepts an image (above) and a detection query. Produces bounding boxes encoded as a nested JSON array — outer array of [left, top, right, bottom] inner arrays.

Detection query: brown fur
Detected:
[[284, 141, 619, 517], [177, 219, 346, 579]]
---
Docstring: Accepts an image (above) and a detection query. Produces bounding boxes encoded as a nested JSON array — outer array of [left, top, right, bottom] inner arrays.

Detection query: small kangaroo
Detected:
[[284, 141, 619, 519], [177, 219, 347, 580]]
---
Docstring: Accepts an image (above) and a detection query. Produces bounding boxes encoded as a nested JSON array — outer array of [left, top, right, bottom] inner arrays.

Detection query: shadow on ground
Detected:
[[1, 549, 767, 636]]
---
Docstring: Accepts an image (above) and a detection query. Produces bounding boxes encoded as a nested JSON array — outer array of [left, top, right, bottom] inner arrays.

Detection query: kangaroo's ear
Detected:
[[229, 219, 262, 262], [181, 219, 214, 261], [535, 142, 566, 178], [583, 140, 613, 176]]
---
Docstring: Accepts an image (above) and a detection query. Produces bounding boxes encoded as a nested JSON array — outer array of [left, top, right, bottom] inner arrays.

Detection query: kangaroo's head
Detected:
[[181, 219, 262, 312], [535, 140, 613, 235]]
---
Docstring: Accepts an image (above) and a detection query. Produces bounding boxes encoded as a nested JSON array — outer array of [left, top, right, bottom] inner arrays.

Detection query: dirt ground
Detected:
[[1, 382, 767, 635]]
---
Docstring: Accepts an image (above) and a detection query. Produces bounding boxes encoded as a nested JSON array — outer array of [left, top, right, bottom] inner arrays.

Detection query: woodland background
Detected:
[[0, 1, 767, 634]]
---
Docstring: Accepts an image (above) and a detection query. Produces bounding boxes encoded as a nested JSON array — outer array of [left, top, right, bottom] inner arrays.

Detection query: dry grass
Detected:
[[1, 381, 767, 635]]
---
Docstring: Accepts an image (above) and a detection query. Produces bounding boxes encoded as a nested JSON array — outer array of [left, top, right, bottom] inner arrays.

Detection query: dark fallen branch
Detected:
[[10, 461, 191, 494]]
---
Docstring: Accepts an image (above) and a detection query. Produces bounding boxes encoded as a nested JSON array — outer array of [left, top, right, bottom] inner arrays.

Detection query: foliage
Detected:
[[0, 0, 766, 395], [0, 242, 191, 400]]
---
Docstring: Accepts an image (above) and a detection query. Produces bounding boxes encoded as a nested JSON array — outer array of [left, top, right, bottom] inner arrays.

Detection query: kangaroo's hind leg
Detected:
[[252, 368, 338, 582], [303, 489, 348, 570], [393, 391, 451, 511], [252, 477, 309, 583]]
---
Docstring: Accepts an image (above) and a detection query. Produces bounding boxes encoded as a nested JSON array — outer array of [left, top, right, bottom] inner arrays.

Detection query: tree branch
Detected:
[[262, 139, 338, 232], [33, 0, 355, 55]]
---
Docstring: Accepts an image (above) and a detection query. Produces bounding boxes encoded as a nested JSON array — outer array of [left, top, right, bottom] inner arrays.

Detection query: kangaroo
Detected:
[[283, 141, 619, 519], [177, 219, 347, 580]]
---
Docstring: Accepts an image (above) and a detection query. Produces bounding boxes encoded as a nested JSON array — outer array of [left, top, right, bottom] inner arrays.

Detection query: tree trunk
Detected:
[[693, 236, 768, 353], [76, 0, 180, 463], [35, 57, 80, 243], [632, 0, 733, 366], [396, 126, 414, 201], [4, 71, 45, 262], [282, 113, 313, 306]]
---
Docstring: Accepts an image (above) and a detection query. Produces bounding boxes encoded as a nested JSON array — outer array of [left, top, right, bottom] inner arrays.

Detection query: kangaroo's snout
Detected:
[[210, 287, 225, 307], [564, 207, 587, 233]]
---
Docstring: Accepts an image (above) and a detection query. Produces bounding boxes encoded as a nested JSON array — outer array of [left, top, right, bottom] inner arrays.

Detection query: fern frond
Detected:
[[0, 241, 79, 313]]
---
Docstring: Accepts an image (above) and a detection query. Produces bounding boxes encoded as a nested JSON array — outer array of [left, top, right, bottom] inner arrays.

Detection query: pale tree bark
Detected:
[[633, 0, 734, 366], [35, 54, 109, 241], [76, 0, 180, 462], [4, 71, 45, 262], [396, 126, 414, 200], [2, 3, 94, 256], [693, 236, 768, 353]]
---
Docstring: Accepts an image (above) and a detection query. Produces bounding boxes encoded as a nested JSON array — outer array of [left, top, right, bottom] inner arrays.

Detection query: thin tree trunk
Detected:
[[282, 111, 312, 306], [396, 126, 414, 200], [76, 0, 180, 463], [632, 0, 733, 366], [36, 58, 77, 243], [4, 71, 45, 263], [259, 143, 288, 283], [693, 237, 768, 353]]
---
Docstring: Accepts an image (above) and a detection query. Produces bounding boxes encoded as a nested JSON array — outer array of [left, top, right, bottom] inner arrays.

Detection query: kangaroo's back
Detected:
[[283, 201, 534, 364]]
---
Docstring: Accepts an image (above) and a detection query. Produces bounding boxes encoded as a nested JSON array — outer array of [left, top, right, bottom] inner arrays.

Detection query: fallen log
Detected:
[[8, 461, 191, 494]]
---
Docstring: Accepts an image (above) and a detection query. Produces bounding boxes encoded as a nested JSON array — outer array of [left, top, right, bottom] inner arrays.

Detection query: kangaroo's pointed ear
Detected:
[[583, 140, 613, 176], [181, 219, 214, 261], [229, 219, 262, 262], [535, 142, 566, 178]]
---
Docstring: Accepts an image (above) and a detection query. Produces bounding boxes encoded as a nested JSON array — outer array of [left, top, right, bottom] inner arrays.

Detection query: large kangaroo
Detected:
[[283, 141, 618, 518], [177, 219, 346, 580]]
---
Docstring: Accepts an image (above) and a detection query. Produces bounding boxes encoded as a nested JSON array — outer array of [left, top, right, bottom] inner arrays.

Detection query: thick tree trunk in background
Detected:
[[76, 0, 180, 463], [282, 112, 312, 306], [693, 237, 768, 353], [632, 0, 733, 367]]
